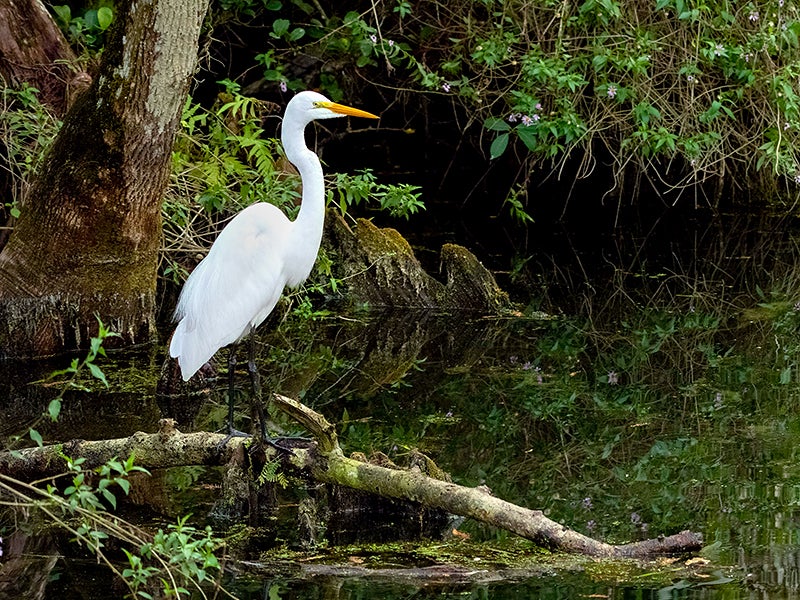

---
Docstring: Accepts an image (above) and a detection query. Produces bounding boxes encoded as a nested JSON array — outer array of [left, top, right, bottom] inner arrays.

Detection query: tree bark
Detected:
[[0, 0, 89, 117], [0, 406, 704, 558], [0, 0, 209, 357]]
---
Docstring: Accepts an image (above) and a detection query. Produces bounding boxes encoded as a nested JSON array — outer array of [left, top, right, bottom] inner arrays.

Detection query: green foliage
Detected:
[[256, 458, 289, 487], [136, 516, 222, 593], [48, 315, 119, 390], [209, 0, 800, 201], [328, 169, 424, 220], [0, 84, 60, 220], [15, 316, 119, 449], [51, 3, 114, 51], [4, 460, 226, 599], [0, 315, 227, 599]]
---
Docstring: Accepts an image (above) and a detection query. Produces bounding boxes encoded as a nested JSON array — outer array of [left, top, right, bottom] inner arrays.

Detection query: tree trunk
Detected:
[[0, 0, 89, 117], [0, 0, 209, 357]]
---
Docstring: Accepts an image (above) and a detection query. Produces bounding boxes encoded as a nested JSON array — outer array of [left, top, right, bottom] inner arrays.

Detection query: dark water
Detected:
[[3, 212, 800, 598]]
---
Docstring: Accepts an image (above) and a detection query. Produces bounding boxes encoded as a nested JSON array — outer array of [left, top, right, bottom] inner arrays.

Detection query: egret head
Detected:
[[286, 91, 379, 125]]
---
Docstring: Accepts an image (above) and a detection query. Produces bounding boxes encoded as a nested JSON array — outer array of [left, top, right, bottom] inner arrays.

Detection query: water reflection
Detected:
[[5, 214, 800, 598]]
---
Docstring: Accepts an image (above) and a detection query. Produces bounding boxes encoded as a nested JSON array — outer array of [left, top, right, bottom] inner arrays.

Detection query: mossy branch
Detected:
[[270, 394, 702, 558], [0, 403, 702, 558]]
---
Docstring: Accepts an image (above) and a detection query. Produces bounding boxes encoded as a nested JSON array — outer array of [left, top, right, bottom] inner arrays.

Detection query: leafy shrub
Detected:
[[208, 0, 800, 207]]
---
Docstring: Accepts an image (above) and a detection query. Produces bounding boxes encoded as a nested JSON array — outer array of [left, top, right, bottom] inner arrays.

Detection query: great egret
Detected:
[[169, 90, 379, 431]]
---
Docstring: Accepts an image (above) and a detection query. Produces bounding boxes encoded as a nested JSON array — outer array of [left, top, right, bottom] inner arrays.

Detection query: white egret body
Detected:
[[169, 91, 378, 381]]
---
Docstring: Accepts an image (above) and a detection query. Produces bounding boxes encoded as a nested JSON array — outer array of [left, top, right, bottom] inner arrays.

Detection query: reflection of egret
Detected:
[[169, 91, 379, 431]]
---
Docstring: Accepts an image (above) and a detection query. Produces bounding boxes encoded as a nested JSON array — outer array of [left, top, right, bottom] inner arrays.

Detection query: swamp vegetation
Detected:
[[2, 0, 800, 597], [3, 207, 800, 597]]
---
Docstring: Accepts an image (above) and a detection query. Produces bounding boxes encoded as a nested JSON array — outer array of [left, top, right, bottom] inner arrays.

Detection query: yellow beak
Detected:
[[320, 101, 380, 119]]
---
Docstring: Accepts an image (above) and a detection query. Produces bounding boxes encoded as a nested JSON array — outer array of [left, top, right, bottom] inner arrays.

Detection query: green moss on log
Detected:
[[322, 210, 512, 312]]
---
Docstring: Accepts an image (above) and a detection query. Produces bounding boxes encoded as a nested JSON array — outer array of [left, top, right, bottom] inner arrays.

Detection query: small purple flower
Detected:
[[535, 102, 542, 110], [795, 173, 800, 184], [785, 122, 791, 131], [714, 44, 724, 57], [607, 371, 619, 385], [582, 497, 593, 510], [534, 366, 543, 384], [442, 82, 451, 93], [509, 355, 518, 363], [687, 75, 695, 82], [607, 84, 617, 99], [508, 113, 519, 123], [279, 81, 287, 93], [387, 39, 395, 47], [794, 301, 800, 311], [445, 410, 453, 418], [521, 115, 534, 126], [749, 11, 759, 22], [631, 512, 642, 525], [532, 114, 540, 122], [522, 361, 532, 370], [587, 520, 596, 532], [369, 34, 377, 44]]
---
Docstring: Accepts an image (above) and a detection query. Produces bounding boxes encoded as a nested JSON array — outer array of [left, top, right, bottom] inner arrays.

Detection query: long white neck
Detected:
[[281, 116, 326, 286]]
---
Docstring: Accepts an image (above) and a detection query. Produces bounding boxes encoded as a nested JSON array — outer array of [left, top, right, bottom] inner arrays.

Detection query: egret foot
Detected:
[[215, 425, 250, 453]]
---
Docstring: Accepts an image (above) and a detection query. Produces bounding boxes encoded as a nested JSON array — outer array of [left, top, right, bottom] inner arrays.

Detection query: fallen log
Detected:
[[270, 394, 702, 558], [0, 397, 703, 557]]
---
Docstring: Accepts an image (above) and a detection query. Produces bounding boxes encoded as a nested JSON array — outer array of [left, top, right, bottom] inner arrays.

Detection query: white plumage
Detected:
[[169, 91, 378, 381]]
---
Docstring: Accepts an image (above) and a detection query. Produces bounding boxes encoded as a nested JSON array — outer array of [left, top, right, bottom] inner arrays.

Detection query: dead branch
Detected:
[[0, 400, 703, 558], [0, 419, 244, 481], [271, 394, 702, 558]]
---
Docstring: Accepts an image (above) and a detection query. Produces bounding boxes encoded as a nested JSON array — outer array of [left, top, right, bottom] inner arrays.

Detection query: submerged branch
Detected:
[[0, 404, 702, 558]]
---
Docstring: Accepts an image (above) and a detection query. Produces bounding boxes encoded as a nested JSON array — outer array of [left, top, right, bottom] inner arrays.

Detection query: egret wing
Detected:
[[170, 203, 291, 380]]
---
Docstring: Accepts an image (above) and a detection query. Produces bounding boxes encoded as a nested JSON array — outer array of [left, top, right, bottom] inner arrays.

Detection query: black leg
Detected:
[[227, 343, 238, 434], [248, 330, 268, 440]]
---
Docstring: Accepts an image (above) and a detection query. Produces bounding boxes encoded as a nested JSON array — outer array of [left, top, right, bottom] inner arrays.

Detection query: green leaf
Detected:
[[52, 5, 71, 26], [484, 116, 511, 131], [272, 18, 290, 38], [516, 126, 538, 152], [102, 488, 118, 509], [87, 362, 109, 386], [30, 428, 43, 447], [490, 133, 509, 159], [117, 479, 131, 495], [90, 336, 102, 357], [48, 398, 61, 421], [289, 27, 305, 42], [97, 6, 113, 30]]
